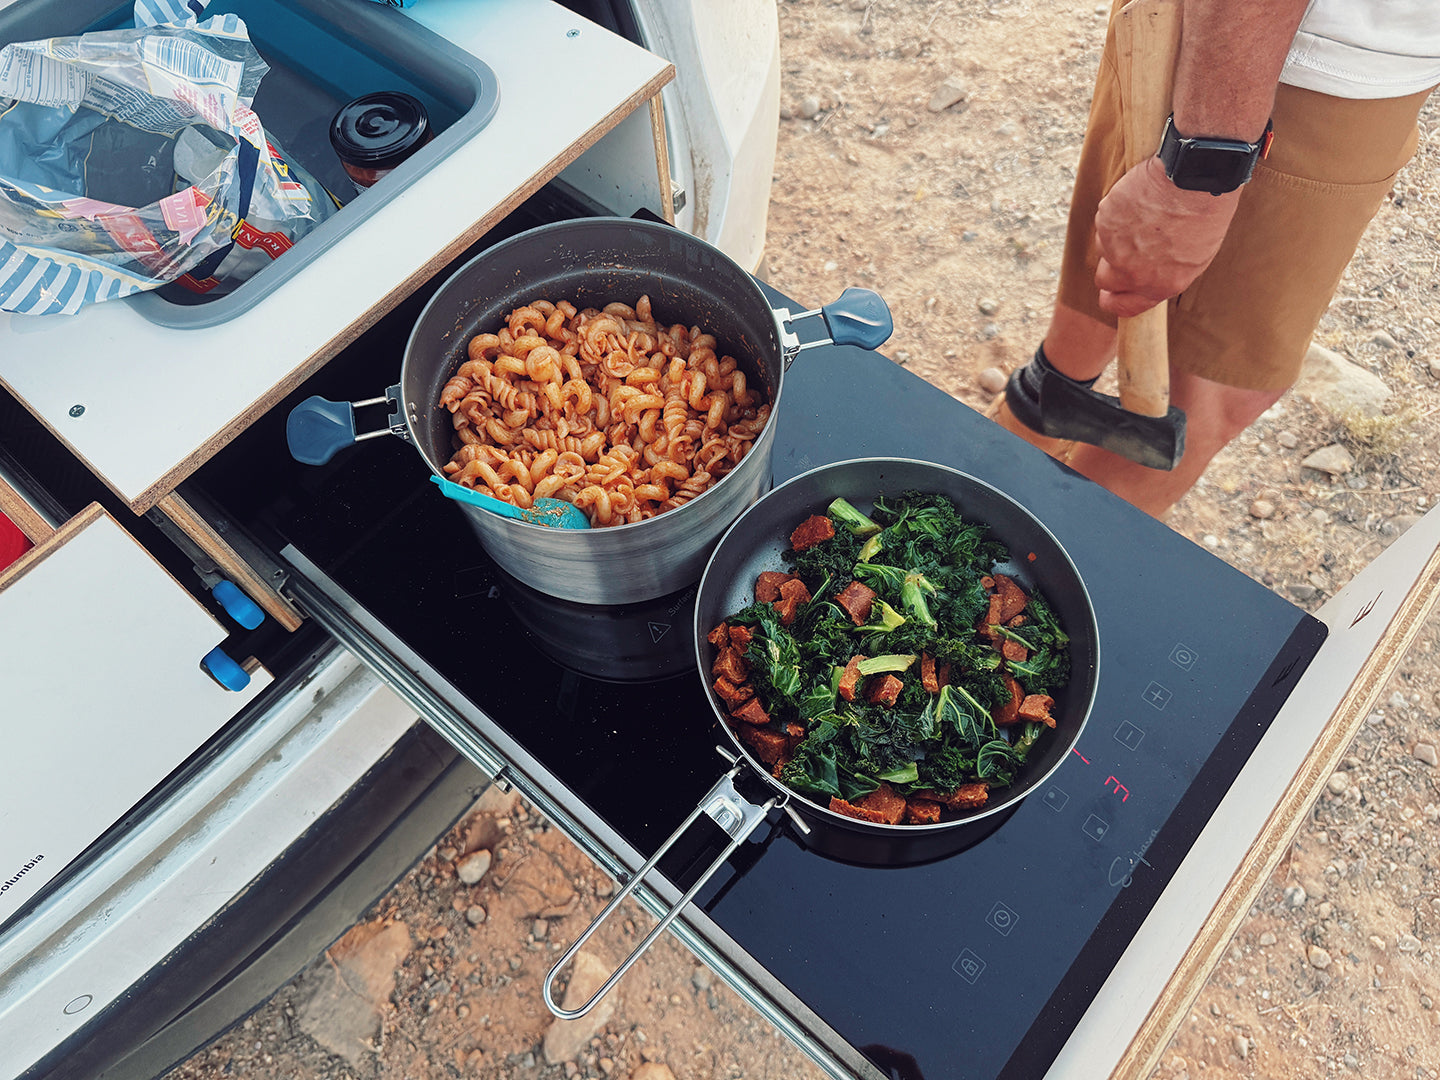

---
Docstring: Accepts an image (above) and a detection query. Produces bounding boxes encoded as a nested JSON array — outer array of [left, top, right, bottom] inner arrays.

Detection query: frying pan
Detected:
[[544, 457, 1100, 1019]]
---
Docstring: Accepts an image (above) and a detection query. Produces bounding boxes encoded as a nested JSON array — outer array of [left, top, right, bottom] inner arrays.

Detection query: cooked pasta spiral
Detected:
[[437, 295, 771, 528]]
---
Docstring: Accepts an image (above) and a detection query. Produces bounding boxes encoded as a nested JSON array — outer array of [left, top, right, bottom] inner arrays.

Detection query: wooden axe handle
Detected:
[[1114, 0, 1182, 419]]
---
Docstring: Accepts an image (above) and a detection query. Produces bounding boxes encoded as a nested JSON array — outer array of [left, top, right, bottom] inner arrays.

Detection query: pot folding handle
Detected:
[[285, 385, 408, 465], [779, 286, 893, 370], [543, 767, 781, 1020]]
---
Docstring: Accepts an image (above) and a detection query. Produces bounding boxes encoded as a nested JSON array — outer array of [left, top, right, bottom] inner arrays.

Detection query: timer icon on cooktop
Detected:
[[986, 901, 1019, 936]]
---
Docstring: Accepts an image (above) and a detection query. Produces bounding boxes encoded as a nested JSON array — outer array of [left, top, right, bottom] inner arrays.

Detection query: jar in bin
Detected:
[[329, 91, 433, 192]]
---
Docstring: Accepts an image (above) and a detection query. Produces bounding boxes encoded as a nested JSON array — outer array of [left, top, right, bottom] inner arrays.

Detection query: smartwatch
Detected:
[[1155, 114, 1274, 196]]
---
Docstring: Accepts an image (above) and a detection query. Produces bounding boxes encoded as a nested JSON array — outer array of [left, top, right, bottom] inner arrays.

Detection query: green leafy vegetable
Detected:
[[856, 654, 917, 675], [828, 497, 882, 537], [719, 489, 1073, 819], [859, 599, 907, 634]]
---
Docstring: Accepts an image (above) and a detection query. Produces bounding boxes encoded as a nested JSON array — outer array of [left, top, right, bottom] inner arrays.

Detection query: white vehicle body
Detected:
[[0, 2, 779, 1077]]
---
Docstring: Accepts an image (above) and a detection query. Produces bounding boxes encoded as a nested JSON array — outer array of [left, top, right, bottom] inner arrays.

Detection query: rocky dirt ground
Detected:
[[169, 1, 1440, 1078]]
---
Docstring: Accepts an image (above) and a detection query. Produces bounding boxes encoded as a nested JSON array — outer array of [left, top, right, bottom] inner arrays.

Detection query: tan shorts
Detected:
[[1057, 13, 1433, 392]]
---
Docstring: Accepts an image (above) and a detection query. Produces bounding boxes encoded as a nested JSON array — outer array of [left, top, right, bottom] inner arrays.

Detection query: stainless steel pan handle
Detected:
[[543, 767, 781, 1020]]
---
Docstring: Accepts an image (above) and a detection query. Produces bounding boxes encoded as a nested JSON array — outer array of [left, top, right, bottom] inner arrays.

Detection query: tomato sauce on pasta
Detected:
[[436, 296, 772, 528]]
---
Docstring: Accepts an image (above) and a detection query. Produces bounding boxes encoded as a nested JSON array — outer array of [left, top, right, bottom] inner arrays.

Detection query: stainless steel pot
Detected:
[[543, 457, 1100, 1019], [286, 217, 892, 604]]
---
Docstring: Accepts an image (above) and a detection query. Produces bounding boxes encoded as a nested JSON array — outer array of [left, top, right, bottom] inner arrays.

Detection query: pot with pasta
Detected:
[[287, 216, 892, 604]]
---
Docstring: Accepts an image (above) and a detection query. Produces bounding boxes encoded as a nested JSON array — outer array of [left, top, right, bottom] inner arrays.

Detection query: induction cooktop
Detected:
[[196, 236, 1326, 1079]]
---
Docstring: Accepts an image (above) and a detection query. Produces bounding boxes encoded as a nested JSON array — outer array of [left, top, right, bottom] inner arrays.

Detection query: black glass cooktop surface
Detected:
[[201, 265, 1325, 1079]]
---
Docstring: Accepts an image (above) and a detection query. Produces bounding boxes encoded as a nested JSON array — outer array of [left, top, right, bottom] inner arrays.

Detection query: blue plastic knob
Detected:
[[212, 580, 265, 630], [286, 396, 356, 466], [822, 287, 893, 351], [201, 646, 251, 692]]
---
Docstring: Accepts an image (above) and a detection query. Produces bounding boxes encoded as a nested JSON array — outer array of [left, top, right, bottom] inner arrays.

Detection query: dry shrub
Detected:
[[1332, 405, 1425, 462]]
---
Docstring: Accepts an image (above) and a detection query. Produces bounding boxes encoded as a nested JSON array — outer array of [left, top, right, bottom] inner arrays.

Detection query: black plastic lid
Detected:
[[329, 91, 431, 170]]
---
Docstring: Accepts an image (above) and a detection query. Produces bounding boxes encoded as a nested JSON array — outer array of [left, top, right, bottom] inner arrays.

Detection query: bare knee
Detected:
[[1170, 371, 1286, 453]]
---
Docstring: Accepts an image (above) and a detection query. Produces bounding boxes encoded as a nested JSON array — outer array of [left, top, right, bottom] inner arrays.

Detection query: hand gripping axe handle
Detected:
[[1039, 0, 1187, 470]]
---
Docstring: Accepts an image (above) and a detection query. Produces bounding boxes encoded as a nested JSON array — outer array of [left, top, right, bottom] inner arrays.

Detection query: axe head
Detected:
[[1031, 364, 1186, 471]]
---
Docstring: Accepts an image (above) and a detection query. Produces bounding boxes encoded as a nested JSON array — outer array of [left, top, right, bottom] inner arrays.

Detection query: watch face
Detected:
[[1172, 139, 1257, 195]]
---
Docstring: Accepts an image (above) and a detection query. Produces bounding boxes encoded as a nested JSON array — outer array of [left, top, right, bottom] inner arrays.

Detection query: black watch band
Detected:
[[1155, 114, 1274, 196]]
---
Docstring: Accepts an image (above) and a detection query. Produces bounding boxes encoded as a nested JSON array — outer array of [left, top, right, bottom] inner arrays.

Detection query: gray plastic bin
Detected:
[[0, 0, 499, 328]]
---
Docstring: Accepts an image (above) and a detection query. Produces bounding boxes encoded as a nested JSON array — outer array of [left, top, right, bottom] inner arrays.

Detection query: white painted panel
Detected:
[[0, 0, 670, 507], [0, 512, 270, 922], [0, 650, 416, 1079], [559, 105, 665, 220]]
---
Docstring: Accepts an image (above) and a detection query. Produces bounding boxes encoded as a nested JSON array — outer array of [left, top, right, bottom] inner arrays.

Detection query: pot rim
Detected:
[[396, 216, 791, 533], [693, 455, 1101, 834]]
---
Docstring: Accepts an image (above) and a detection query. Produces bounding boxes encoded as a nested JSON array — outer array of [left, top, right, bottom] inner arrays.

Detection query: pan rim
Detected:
[[693, 455, 1101, 833]]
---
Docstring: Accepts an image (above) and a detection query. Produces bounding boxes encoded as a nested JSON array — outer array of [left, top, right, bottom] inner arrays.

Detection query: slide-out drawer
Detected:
[[0, 500, 271, 923]]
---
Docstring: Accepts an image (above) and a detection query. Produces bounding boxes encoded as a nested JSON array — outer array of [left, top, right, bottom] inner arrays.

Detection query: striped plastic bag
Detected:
[[0, 0, 334, 315]]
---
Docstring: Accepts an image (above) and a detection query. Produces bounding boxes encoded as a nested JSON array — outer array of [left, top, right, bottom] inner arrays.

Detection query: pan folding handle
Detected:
[[285, 384, 409, 465], [543, 767, 780, 1021], [777, 286, 894, 371]]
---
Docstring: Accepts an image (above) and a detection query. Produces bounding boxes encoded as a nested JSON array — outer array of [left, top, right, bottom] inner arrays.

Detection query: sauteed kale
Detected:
[[707, 490, 1071, 825]]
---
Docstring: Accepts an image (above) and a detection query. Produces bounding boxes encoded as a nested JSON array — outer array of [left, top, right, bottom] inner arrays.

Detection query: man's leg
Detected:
[[985, 304, 1115, 457], [1064, 370, 1284, 518], [993, 82, 1429, 511]]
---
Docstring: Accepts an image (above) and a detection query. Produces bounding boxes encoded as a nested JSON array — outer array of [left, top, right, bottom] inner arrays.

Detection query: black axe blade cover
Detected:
[[1036, 366, 1187, 471]]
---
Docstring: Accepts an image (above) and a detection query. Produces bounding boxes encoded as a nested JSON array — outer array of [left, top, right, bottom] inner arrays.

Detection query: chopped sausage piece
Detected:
[[865, 673, 904, 708], [993, 574, 1029, 623], [737, 725, 790, 764], [949, 783, 990, 809], [1000, 637, 1029, 663], [978, 593, 1005, 638], [834, 580, 878, 626], [904, 798, 943, 825], [1018, 693, 1056, 728], [914, 783, 990, 810], [779, 577, 812, 603], [711, 677, 754, 710], [853, 782, 906, 825], [706, 622, 730, 648], [773, 576, 813, 626], [711, 646, 749, 684], [993, 675, 1023, 726], [827, 796, 889, 823], [937, 661, 952, 688], [838, 654, 867, 702], [789, 514, 836, 552], [728, 625, 754, 650], [755, 570, 795, 603], [784, 720, 806, 739], [915, 789, 996, 812], [980, 575, 995, 591], [920, 652, 939, 694], [1006, 614, 1027, 628], [730, 696, 771, 726]]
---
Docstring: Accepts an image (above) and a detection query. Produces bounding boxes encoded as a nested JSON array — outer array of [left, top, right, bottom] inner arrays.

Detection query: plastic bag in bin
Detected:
[[0, 0, 335, 316]]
